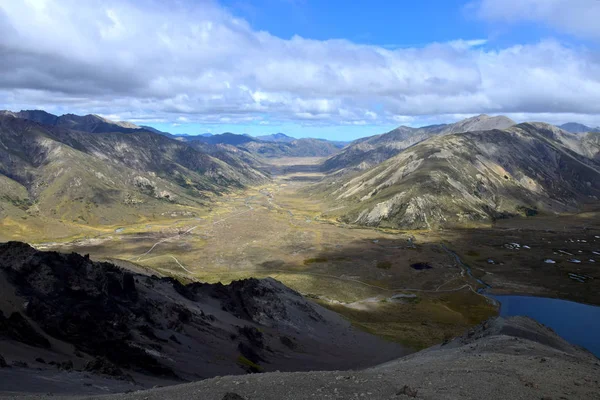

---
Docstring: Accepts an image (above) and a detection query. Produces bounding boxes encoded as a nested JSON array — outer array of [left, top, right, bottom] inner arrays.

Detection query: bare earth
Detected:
[[7, 317, 599, 400]]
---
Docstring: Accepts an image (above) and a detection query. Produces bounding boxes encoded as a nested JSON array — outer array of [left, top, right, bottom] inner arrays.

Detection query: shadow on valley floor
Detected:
[[253, 215, 600, 347], [254, 235, 498, 349], [443, 222, 600, 306]]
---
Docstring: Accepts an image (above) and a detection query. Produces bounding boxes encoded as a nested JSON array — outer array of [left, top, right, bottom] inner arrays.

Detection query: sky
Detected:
[[2, 0, 600, 140]]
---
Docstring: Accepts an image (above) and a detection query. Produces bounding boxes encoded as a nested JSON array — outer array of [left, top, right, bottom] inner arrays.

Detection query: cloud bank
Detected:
[[475, 0, 600, 39], [1, 0, 600, 126]]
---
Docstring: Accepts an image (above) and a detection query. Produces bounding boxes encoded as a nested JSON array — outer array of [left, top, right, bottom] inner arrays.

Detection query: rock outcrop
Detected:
[[0, 242, 406, 393]]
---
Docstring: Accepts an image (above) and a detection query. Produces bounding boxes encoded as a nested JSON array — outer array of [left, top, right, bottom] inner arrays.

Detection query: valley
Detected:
[[1, 112, 600, 398], [19, 157, 600, 351], [4, 2, 600, 397]]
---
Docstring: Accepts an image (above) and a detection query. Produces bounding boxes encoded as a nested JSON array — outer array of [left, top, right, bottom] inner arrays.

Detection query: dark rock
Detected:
[[12, 361, 28, 368], [397, 384, 418, 397], [59, 360, 73, 371], [85, 357, 125, 378], [238, 326, 264, 348], [280, 336, 296, 349], [222, 393, 246, 400], [0, 354, 7, 368], [238, 342, 264, 366], [137, 325, 167, 342], [0, 311, 51, 348], [122, 273, 137, 297], [0, 242, 175, 377], [35, 357, 46, 364]]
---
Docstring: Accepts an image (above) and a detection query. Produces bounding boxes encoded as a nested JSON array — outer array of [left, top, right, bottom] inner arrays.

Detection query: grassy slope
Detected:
[[316, 124, 600, 229]]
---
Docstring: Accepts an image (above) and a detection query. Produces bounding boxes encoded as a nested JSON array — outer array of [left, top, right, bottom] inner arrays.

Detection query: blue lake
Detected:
[[491, 295, 600, 358]]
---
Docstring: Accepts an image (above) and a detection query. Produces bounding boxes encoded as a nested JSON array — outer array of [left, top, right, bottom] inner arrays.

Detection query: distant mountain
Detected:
[[1, 110, 144, 134], [322, 115, 515, 173], [139, 125, 173, 137], [559, 122, 600, 134], [0, 113, 267, 227], [256, 133, 296, 143], [242, 138, 342, 158], [318, 122, 600, 229], [187, 132, 343, 158], [191, 132, 258, 146]]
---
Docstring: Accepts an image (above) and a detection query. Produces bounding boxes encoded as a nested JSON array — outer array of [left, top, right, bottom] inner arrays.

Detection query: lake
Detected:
[[491, 295, 600, 358]]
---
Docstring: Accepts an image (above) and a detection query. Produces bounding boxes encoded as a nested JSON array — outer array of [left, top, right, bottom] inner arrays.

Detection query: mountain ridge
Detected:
[[560, 122, 600, 134], [0, 110, 144, 134], [322, 114, 516, 173], [0, 113, 268, 229], [318, 122, 600, 229]]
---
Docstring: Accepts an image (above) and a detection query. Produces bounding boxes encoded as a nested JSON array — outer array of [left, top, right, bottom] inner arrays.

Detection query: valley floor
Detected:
[[5, 157, 600, 349]]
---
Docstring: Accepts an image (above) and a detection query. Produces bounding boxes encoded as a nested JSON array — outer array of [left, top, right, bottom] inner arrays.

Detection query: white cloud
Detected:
[[1, 0, 600, 128], [474, 0, 600, 39]]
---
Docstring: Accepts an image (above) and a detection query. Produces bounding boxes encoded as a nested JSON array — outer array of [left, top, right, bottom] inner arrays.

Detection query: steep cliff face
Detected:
[[320, 123, 600, 229]]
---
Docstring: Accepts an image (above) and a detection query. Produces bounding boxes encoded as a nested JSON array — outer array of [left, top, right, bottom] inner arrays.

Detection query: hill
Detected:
[[582, 131, 600, 160], [322, 115, 515, 173], [0, 242, 407, 394], [318, 123, 600, 229], [560, 122, 600, 134], [0, 110, 143, 134], [256, 133, 296, 143], [242, 138, 342, 158], [190, 133, 344, 158], [0, 114, 267, 230], [192, 133, 257, 146]]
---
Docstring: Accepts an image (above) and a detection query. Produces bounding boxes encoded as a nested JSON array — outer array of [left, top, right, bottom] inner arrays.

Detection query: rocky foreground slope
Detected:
[[9, 316, 599, 400], [0, 242, 406, 395]]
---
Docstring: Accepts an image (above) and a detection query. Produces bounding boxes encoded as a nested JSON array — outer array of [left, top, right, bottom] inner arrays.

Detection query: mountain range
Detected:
[[322, 115, 516, 173], [189, 132, 345, 158], [0, 112, 268, 229], [2, 109, 600, 232], [318, 121, 600, 229], [256, 133, 297, 143], [559, 122, 600, 134], [0, 110, 143, 134]]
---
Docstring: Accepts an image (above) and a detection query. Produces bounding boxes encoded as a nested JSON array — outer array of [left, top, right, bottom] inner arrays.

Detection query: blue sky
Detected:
[[221, 0, 550, 48], [2, 0, 600, 140]]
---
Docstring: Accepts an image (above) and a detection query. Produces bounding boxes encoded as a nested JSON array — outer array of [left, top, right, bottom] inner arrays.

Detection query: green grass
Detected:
[[376, 261, 392, 269], [303, 257, 328, 265], [237, 355, 263, 372], [319, 290, 497, 350]]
